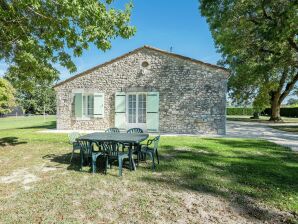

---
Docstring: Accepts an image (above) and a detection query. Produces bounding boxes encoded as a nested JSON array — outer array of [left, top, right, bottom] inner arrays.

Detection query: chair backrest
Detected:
[[68, 132, 80, 144], [127, 128, 143, 133], [101, 141, 121, 157], [148, 135, 160, 152], [77, 139, 92, 155], [105, 128, 120, 133]]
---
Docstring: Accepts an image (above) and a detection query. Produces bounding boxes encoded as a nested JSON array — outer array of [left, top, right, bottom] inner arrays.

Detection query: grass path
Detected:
[[0, 116, 297, 223]]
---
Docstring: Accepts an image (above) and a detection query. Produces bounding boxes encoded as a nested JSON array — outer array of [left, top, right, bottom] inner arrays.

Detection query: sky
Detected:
[[0, 0, 221, 81]]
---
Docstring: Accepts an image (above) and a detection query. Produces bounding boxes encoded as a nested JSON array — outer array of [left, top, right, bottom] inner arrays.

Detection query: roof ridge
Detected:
[[53, 45, 228, 88]]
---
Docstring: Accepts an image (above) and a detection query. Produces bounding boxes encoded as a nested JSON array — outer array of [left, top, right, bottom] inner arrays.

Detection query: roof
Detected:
[[53, 45, 229, 88]]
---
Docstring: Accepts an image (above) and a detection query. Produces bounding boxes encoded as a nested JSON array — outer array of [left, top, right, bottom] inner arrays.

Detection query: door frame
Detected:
[[126, 92, 147, 131]]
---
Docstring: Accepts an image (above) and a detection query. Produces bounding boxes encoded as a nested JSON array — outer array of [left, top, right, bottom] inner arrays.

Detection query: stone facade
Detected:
[[54, 46, 228, 134]]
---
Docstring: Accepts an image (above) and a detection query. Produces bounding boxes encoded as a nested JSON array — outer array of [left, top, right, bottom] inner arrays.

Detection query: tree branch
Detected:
[[278, 69, 288, 93], [27, 6, 53, 20], [279, 72, 298, 104], [261, 0, 273, 21], [288, 37, 298, 52]]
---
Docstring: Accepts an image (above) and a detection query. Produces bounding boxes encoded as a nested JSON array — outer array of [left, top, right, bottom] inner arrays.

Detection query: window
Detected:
[[138, 94, 146, 123], [73, 92, 104, 119], [83, 94, 94, 117], [127, 93, 146, 124], [88, 95, 94, 116], [128, 94, 136, 123]]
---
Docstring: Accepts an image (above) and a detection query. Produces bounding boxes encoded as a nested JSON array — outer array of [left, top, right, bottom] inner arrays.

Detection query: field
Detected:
[[0, 116, 297, 223]]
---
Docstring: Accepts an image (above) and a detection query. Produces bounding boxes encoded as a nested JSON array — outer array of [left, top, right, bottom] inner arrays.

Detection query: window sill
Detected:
[[72, 116, 104, 121]]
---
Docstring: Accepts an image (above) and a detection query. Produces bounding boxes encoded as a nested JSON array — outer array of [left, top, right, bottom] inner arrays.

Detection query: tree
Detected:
[[0, 0, 135, 90], [16, 80, 56, 115], [200, 0, 298, 121], [287, 98, 298, 106], [0, 78, 15, 114]]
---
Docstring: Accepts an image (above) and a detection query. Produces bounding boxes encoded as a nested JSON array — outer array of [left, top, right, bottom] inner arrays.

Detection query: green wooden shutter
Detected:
[[115, 92, 126, 129], [93, 93, 104, 118], [147, 92, 159, 132], [74, 93, 83, 118]]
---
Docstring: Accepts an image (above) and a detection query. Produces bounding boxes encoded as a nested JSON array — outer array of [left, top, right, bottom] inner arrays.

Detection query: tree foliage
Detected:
[[0, 78, 15, 114], [200, 0, 298, 120], [0, 0, 135, 90], [12, 79, 56, 115], [287, 98, 298, 106]]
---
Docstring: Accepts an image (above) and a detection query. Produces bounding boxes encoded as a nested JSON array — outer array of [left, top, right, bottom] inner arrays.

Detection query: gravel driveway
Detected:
[[226, 121, 298, 152]]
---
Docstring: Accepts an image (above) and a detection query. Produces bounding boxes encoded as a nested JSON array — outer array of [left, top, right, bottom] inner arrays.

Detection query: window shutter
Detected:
[[115, 92, 126, 129], [147, 92, 159, 132], [93, 93, 104, 118], [74, 93, 83, 118]]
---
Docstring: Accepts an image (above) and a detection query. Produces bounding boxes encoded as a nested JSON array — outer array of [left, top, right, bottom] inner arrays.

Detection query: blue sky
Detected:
[[0, 0, 220, 81]]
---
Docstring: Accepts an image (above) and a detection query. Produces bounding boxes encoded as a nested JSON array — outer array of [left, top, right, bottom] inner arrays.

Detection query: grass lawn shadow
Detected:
[[0, 137, 27, 147], [141, 138, 298, 223], [19, 121, 57, 130], [42, 153, 82, 172]]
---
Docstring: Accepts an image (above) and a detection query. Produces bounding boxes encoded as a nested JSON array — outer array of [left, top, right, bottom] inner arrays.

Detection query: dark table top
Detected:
[[78, 132, 149, 144]]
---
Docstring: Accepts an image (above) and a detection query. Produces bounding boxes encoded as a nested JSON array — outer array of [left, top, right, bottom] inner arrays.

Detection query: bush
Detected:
[[227, 108, 254, 116], [262, 107, 298, 118], [228, 107, 298, 117]]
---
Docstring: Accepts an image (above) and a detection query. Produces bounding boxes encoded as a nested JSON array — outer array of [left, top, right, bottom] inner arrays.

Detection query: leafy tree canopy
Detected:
[[287, 98, 298, 106], [200, 0, 298, 120], [1, 0, 135, 90], [16, 80, 56, 115], [0, 78, 15, 114]]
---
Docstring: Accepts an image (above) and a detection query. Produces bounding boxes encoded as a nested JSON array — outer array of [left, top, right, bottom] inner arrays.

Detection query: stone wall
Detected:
[[55, 47, 228, 134]]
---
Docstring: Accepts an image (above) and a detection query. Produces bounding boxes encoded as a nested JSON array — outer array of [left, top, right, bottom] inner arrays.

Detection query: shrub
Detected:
[[228, 107, 298, 117], [227, 108, 254, 116]]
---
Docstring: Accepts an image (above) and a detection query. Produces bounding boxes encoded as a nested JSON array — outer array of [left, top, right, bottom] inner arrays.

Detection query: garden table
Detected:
[[77, 132, 149, 171]]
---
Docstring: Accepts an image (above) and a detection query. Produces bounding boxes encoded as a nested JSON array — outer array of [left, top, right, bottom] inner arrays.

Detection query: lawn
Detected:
[[0, 116, 297, 223], [271, 126, 298, 134], [227, 115, 298, 123]]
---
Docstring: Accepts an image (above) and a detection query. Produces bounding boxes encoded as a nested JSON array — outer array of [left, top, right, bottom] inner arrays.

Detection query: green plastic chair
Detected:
[[126, 128, 143, 153], [68, 132, 81, 162], [90, 141, 108, 174], [127, 128, 143, 133], [140, 136, 160, 170], [105, 127, 120, 133], [77, 139, 93, 171], [102, 141, 132, 176]]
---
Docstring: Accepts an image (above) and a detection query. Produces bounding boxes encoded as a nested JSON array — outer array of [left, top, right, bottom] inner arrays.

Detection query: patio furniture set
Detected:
[[68, 128, 160, 176]]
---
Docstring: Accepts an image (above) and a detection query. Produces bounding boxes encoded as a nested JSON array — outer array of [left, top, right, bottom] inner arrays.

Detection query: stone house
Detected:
[[54, 46, 229, 134]]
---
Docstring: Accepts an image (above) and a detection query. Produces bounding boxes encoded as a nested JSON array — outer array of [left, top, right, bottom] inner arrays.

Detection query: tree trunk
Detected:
[[269, 93, 282, 121]]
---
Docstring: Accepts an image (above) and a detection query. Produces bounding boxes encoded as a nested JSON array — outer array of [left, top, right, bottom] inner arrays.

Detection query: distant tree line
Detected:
[[0, 77, 56, 116]]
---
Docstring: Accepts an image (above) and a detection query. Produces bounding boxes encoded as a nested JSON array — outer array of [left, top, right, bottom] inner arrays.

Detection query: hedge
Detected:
[[262, 108, 298, 118], [227, 107, 298, 117], [227, 108, 254, 116]]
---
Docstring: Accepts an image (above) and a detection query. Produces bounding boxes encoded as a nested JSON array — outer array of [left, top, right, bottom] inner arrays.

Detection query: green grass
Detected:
[[0, 115, 56, 130], [0, 116, 297, 223], [227, 115, 298, 123]]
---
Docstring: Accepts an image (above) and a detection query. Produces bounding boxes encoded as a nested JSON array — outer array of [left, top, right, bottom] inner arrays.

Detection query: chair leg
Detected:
[[136, 151, 140, 166], [105, 156, 108, 175], [156, 150, 160, 164], [70, 148, 75, 162], [151, 153, 155, 171], [132, 156, 136, 171], [80, 151, 84, 171], [92, 160, 96, 173]]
